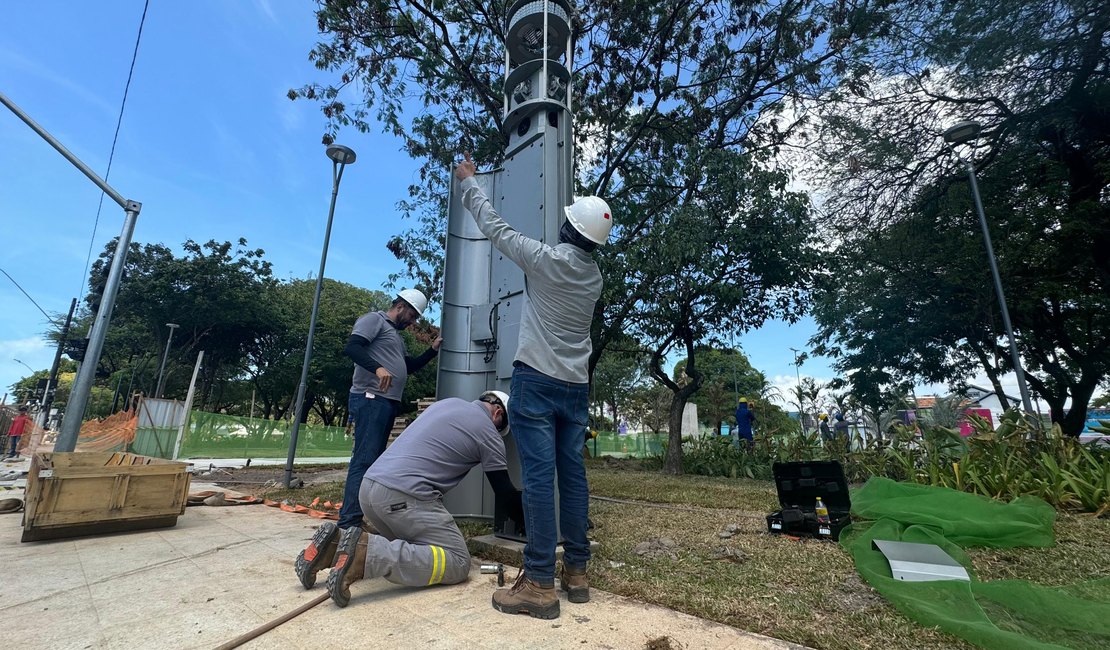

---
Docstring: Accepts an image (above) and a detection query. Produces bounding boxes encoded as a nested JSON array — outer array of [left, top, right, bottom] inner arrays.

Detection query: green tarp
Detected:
[[842, 478, 1110, 649]]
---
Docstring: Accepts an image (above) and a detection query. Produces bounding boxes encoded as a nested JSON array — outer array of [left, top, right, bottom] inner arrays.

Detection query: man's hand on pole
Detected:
[[454, 151, 476, 181]]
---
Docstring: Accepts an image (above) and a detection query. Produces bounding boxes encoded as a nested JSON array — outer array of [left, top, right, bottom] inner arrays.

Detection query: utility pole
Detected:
[[38, 298, 77, 430], [154, 323, 180, 399]]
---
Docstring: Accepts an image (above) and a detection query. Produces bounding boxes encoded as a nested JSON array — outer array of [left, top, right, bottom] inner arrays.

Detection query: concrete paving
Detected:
[[0, 480, 806, 650]]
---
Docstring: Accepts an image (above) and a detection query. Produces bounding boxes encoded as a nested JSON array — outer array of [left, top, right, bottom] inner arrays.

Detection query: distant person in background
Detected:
[[819, 413, 832, 442], [734, 398, 755, 448], [833, 412, 851, 451], [5, 406, 31, 459]]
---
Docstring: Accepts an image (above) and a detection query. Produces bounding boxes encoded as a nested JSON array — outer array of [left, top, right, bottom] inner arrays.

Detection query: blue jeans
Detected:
[[6, 435, 20, 457], [510, 362, 591, 585], [337, 392, 397, 529]]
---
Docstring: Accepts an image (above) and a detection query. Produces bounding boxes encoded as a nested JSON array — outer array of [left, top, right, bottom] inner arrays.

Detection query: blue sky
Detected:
[[1, 0, 913, 408]]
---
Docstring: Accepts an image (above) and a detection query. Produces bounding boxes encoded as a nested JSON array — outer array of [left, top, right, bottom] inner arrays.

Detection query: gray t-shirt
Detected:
[[350, 310, 408, 402], [460, 176, 602, 384], [366, 397, 508, 501]]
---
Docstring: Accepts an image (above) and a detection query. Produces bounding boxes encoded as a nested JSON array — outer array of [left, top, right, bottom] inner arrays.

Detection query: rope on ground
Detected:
[[212, 592, 329, 650]]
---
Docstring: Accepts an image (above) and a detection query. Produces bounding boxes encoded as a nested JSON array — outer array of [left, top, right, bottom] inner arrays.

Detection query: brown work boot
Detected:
[[559, 563, 590, 603], [294, 521, 340, 589], [326, 527, 368, 607], [492, 570, 560, 619]]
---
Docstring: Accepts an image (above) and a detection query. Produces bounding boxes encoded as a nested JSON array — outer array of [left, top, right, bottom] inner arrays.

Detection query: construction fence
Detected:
[[9, 403, 670, 461]]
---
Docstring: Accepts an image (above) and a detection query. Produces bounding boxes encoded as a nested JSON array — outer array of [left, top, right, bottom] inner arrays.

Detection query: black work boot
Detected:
[[492, 570, 560, 619], [559, 563, 590, 603]]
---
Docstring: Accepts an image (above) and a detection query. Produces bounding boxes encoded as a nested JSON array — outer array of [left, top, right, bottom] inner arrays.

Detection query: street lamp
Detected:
[[789, 347, 804, 431], [942, 120, 1034, 413], [12, 358, 36, 410], [154, 323, 180, 399], [284, 144, 357, 488]]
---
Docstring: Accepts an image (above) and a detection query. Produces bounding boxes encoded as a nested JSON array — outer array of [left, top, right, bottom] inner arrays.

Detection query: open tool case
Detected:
[[766, 460, 851, 540]]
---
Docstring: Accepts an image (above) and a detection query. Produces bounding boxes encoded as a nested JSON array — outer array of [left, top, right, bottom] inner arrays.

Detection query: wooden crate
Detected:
[[22, 451, 191, 542]]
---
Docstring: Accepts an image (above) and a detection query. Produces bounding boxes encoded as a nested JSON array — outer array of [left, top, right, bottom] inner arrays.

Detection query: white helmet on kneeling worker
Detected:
[[479, 390, 511, 436]]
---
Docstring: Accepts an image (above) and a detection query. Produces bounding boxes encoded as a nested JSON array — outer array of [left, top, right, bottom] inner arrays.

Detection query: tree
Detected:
[[81, 238, 283, 410], [292, 1, 899, 472], [674, 346, 762, 433], [626, 382, 672, 435], [591, 335, 648, 429], [806, 0, 1110, 435]]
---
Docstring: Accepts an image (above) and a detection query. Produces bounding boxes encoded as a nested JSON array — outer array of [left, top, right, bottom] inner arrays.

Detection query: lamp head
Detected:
[[326, 144, 356, 165], [943, 120, 982, 145]]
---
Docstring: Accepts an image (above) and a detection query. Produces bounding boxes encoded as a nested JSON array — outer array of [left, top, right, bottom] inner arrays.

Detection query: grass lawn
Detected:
[[235, 459, 1110, 650]]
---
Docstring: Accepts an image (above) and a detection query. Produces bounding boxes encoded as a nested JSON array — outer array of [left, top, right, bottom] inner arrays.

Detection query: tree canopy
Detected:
[[56, 238, 438, 423], [805, 0, 1110, 435], [292, 0, 891, 472]]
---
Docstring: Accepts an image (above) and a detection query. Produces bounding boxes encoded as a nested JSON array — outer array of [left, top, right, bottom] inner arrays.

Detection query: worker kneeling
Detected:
[[295, 391, 521, 607]]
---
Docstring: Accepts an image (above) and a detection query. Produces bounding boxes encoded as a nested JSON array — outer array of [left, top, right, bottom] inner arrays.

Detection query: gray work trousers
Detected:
[[358, 478, 471, 587]]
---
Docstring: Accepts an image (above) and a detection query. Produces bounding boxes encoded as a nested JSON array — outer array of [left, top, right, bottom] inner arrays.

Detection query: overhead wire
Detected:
[[0, 267, 61, 326], [76, 0, 151, 302]]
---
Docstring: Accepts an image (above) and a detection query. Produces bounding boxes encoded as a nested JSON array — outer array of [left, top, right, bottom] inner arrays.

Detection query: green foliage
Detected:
[[667, 408, 1110, 516], [808, 0, 1110, 436], [51, 238, 439, 426], [292, 1, 896, 475]]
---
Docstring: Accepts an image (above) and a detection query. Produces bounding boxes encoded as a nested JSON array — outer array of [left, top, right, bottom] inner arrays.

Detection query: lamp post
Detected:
[[942, 120, 1033, 414], [154, 323, 180, 399], [789, 347, 804, 431], [284, 144, 356, 488], [12, 359, 37, 413]]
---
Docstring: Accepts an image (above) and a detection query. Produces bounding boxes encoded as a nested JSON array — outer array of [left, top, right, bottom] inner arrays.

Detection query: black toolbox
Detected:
[[766, 460, 851, 540]]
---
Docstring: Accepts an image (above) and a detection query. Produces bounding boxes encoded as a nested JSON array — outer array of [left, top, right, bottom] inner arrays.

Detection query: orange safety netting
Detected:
[[74, 410, 139, 452], [262, 496, 341, 520]]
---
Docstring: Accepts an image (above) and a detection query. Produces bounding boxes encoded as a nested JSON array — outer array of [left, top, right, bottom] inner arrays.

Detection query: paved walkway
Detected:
[[0, 488, 807, 649]]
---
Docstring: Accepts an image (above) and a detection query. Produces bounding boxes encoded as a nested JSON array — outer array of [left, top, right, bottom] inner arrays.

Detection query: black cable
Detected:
[[0, 267, 61, 326], [76, 0, 151, 300]]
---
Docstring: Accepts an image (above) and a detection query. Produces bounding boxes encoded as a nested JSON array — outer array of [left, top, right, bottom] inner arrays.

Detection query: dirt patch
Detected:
[[632, 537, 680, 561], [830, 572, 885, 613]]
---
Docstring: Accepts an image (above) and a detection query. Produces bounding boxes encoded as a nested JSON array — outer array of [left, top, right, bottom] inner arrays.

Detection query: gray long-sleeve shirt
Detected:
[[460, 176, 602, 384]]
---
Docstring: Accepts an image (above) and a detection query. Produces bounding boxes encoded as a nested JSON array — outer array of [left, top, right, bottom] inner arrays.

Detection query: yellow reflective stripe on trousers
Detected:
[[427, 545, 444, 585]]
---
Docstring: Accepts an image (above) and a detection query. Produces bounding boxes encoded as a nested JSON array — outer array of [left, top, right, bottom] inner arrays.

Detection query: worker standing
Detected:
[[454, 152, 613, 620], [293, 392, 521, 608], [734, 398, 756, 448], [324, 290, 442, 538], [5, 405, 32, 459]]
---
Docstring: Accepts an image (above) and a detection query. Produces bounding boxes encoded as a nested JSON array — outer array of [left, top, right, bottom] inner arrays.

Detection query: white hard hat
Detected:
[[396, 288, 428, 316], [479, 390, 511, 436], [563, 195, 613, 245]]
